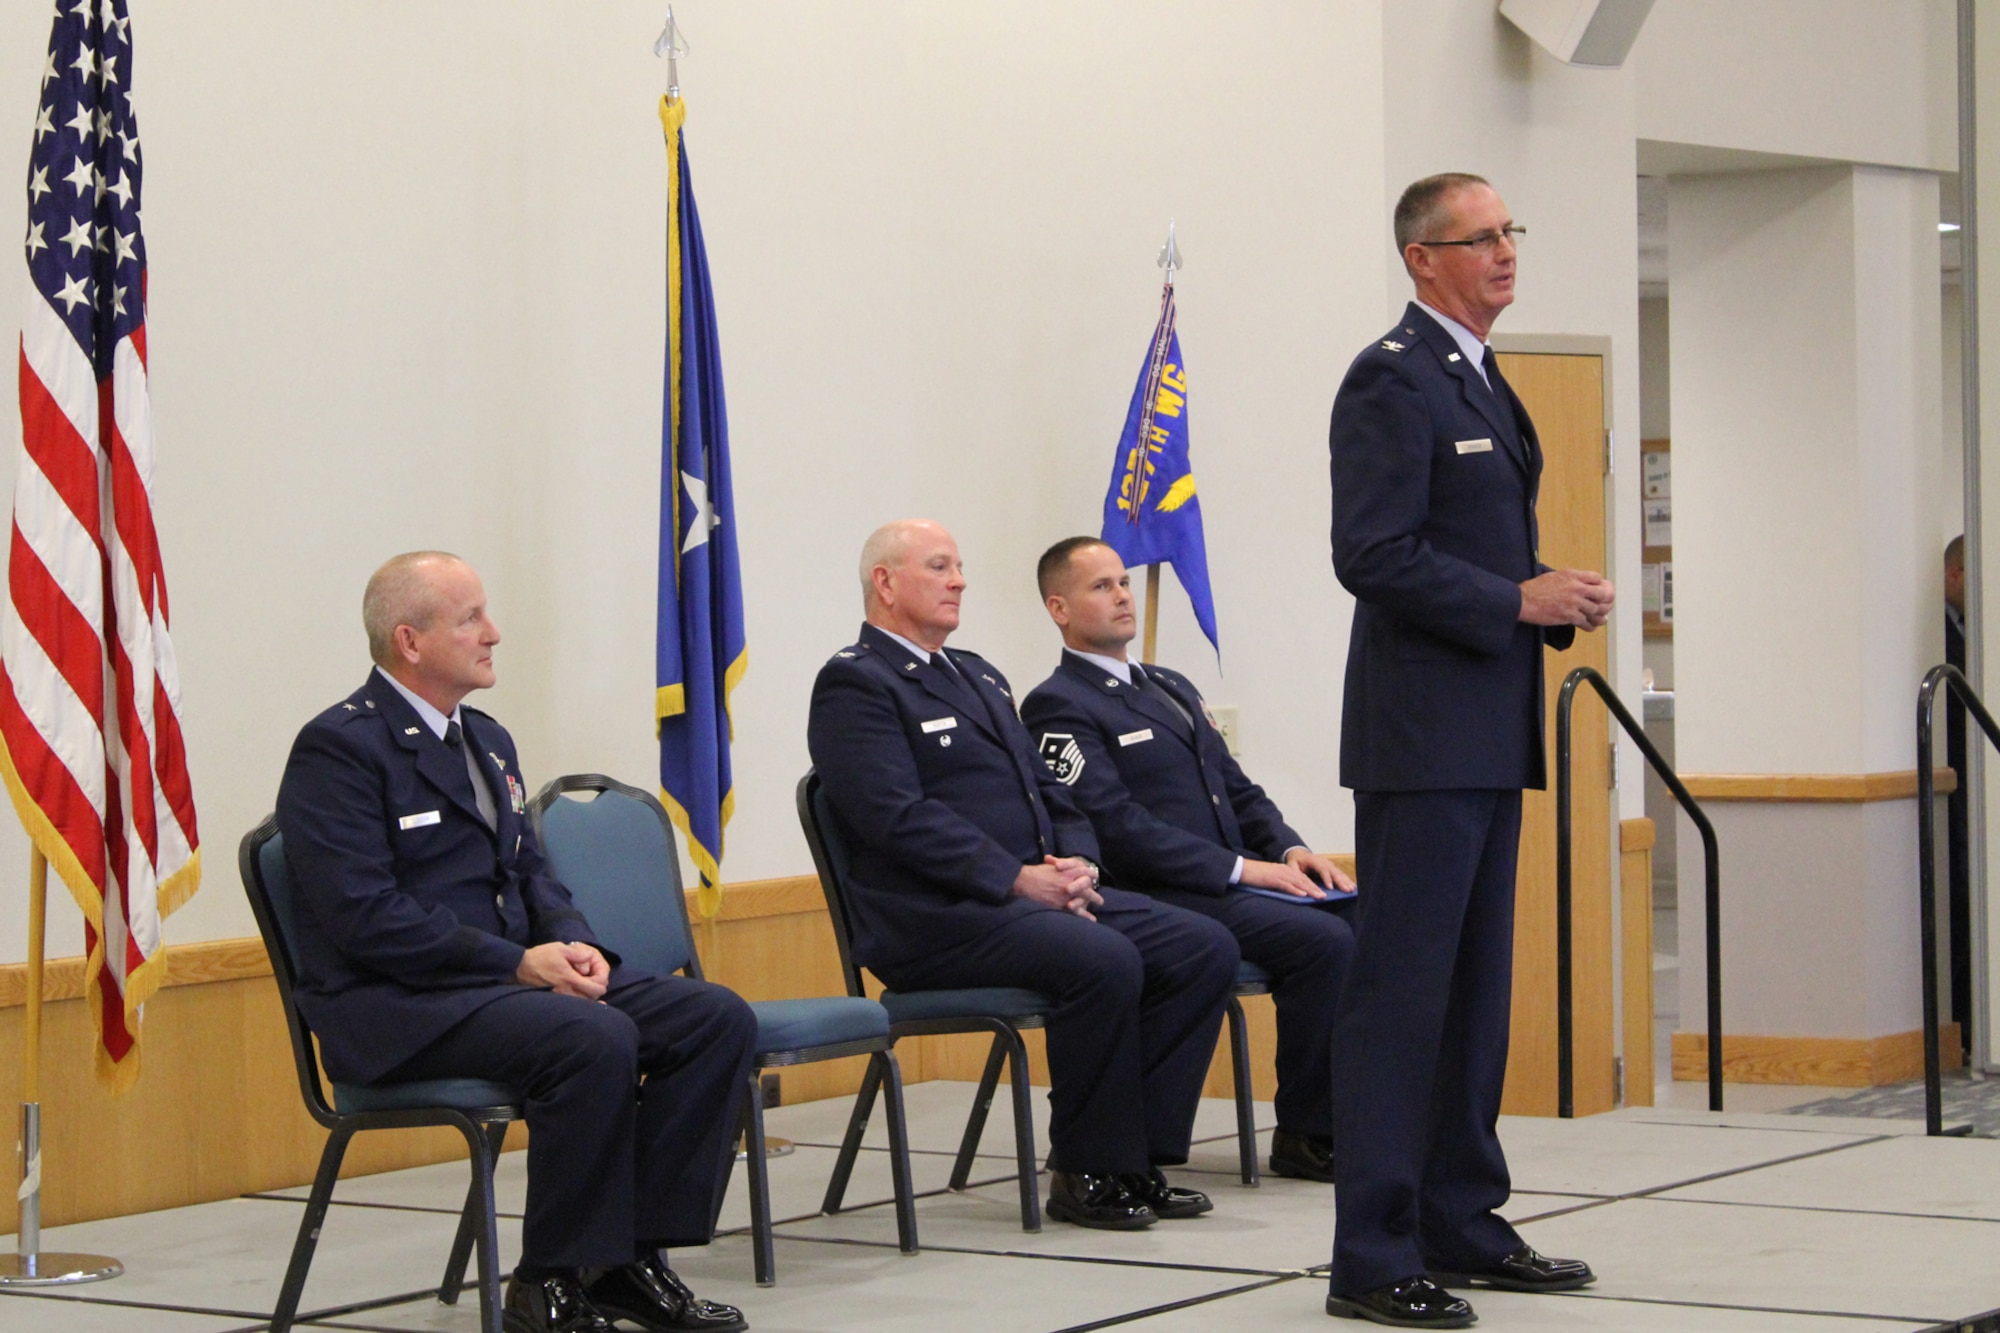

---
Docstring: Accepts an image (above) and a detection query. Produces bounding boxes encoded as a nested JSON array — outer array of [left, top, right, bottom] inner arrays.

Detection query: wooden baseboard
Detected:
[[1618, 819, 1654, 1108], [1677, 770, 1957, 802], [1671, 1024, 1965, 1087]]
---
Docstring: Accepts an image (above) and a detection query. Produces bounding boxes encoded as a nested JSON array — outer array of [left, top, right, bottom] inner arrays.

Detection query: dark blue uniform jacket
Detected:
[[1020, 652, 1303, 896], [806, 623, 1150, 970], [275, 674, 604, 1085], [1330, 302, 1573, 793]]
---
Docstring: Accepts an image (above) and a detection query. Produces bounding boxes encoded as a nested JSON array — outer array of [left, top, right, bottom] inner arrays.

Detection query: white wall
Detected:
[[0, 1, 1388, 961], [1671, 166, 1942, 775], [1639, 296, 1671, 440], [1945, 280, 1966, 541], [1634, 0, 1956, 173]]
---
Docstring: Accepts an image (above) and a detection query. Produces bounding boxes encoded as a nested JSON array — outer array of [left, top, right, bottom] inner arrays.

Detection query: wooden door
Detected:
[[1495, 352, 1615, 1117]]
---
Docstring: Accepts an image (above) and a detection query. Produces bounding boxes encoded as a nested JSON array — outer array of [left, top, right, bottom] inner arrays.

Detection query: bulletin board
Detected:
[[1640, 438, 1672, 638]]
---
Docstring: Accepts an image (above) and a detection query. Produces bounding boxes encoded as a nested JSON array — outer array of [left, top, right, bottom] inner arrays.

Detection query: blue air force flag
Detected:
[[1100, 287, 1219, 651], [656, 96, 745, 918]]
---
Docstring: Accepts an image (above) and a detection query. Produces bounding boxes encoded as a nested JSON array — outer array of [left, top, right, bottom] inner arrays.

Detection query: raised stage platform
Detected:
[[4, 1080, 1998, 1331]]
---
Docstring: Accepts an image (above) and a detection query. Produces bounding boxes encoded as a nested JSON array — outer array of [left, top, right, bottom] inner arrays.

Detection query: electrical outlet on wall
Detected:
[[1211, 705, 1241, 755]]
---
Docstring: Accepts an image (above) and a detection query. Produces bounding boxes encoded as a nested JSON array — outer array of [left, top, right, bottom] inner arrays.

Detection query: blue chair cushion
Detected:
[[331, 1077, 517, 1116], [880, 987, 1049, 1024], [1234, 960, 1272, 989], [752, 997, 889, 1056]]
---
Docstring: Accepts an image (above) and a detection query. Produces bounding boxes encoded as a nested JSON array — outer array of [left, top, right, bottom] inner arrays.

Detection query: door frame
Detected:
[[1490, 333, 1631, 1113]]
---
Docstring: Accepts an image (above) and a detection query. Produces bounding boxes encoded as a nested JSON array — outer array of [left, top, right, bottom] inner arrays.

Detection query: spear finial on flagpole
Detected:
[[655, 6, 689, 103], [1158, 219, 1182, 284]]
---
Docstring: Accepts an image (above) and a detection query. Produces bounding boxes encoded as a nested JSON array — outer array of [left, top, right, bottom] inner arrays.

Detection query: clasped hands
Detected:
[[1012, 856, 1103, 920], [516, 939, 610, 1000], [1520, 568, 1615, 630]]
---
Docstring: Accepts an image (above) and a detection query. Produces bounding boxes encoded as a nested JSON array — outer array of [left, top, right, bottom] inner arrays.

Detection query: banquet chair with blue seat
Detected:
[[797, 770, 1056, 1232], [799, 772, 1270, 1206], [239, 817, 517, 1333], [530, 773, 917, 1286]]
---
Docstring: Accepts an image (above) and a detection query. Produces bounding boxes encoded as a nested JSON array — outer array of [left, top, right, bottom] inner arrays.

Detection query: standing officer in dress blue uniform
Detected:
[[806, 519, 1238, 1230], [276, 551, 757, 1333], [1021, 536, 1356, 1184], [1324, 175, 1613, 1328]]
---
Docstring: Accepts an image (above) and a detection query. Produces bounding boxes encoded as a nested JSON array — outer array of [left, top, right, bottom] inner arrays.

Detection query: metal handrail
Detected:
[[1556, 667, 1722, 1117], [1916, 663, 1994, 1136]]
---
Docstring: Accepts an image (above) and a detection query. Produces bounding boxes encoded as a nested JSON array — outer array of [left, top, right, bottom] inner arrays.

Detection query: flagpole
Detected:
[[0, 851, 120, 1286], [1142, 565, 1162, 664]]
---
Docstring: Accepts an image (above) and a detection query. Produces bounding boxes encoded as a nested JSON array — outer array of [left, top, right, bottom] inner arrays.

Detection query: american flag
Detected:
[[5, 0, 199, 1093]]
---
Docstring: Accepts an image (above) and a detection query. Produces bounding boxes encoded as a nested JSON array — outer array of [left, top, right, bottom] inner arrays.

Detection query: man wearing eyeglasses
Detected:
[[1323, 173, 1613, 1328]]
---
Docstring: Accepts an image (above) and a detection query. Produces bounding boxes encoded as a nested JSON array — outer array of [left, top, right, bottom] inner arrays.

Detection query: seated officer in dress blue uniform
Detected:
[[1020, 537, 1357, 1185], [276, 551, 757, 1333], [806, 519, 1239, 1230]]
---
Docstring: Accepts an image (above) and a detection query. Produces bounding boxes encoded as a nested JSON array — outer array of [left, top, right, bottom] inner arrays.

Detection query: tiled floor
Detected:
[[3, 1081, 1998, 1332]]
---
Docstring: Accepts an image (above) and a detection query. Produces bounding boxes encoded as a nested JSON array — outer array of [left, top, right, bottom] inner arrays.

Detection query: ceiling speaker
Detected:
[[1499, 0, 1655, 69]]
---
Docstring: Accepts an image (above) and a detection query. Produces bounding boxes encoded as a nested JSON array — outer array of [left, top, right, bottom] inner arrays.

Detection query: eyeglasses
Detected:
[[1414, 224, 1526, 252]]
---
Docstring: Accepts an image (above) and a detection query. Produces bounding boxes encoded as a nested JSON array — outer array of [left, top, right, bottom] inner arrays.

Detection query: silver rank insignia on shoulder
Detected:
[[981, 674, 995, 684], [1381, 339, 1405, 352], [341, 703, 356, 710], [1038, 733, 1085, 785], [836, 651, 855, 659], [403, 726, 420, 735]]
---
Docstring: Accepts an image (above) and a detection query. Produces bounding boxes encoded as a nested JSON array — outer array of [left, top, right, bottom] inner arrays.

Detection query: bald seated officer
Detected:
[[807, 519, 1239, 1230], [276, 551, 756, 1333], [1021, 536, 1357, 1184]]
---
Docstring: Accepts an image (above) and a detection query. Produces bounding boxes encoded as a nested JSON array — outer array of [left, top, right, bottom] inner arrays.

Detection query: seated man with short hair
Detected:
[[1022, 537, 1357, 1183], [807, 519, 1239, 1230], [276, 550, 756, 1333]]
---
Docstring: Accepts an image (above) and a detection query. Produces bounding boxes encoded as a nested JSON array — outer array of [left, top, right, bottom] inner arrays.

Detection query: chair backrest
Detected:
[[529, 774, 700, 981], [795, 770, 868, 999], [237, 817, 339, 1127]]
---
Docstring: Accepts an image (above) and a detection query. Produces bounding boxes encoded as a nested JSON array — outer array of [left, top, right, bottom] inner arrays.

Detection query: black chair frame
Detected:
[[239, 816, 516, 1333], [1221, 979, 1266, 1186], [531, 773, 917, 1285], [798, 771, 1047, 1232]]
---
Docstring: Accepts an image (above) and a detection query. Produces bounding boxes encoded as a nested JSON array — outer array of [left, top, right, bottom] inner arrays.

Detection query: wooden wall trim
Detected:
[[0, 876, 832, 1010], [1671, 1025, 1965, 1087], [0, 936, 272, 1008], [1678, 769, 1958, 802], [701, 874, 825, 922], [1617, 819, 1653, 1108]]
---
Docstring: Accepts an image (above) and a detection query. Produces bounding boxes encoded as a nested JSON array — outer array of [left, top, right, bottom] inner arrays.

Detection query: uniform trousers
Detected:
[[876, 902, 1237, 1176], [1329, 789, 1526, 1296], [388, 968, 757, 1270], [1151, 887, 1354, 1138]]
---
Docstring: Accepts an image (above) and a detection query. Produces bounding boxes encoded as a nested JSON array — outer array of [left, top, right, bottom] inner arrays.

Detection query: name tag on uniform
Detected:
[[921, 717, 957, 733], [1456, 438, 1493, 455], [398, 810, 441, 830], [1117, 729, 1154, 747]]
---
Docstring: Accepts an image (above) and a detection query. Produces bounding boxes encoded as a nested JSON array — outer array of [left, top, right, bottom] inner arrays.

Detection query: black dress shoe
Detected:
[[587, 1253, 748, 1332], [1120, 1166, 1213, 1219], [503, 1270, 614, 1333], [1325, 1276, 1475, 1328], [1269, 1128, 1337, 1183], [1046, 1171, 1157, 1229], [1432, 1245, 1594, 1293]]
